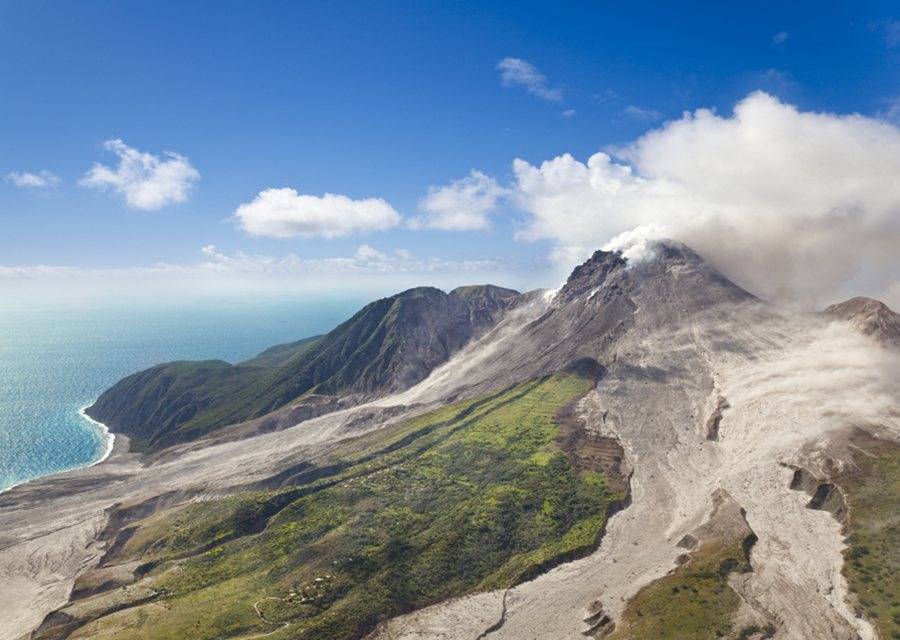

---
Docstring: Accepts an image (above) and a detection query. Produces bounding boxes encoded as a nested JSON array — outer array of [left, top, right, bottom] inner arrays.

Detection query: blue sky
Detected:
[[1, 1, 899, 303]]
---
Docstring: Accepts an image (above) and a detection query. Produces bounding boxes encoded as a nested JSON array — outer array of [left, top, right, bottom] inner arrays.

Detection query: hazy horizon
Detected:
[[2, 2, 898, 309]]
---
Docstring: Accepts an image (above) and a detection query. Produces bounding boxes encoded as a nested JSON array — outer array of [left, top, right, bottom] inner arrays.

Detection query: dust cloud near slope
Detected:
[[372, 310, 898, 640]]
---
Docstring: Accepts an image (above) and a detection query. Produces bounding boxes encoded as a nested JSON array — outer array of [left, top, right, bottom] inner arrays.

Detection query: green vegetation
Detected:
[[70, 374, 623, 640], [839, 438, 900, 640], [607, 539, 752, 640], [88, 285, 518, 451], [85, 336, 322, 451]]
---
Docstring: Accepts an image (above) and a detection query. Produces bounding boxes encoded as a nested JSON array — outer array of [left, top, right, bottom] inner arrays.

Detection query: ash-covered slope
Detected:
[[401, 240, 759, 403], [372, 241, 898, 640], [823, 296, 900, 348], [86, 284, 518, 451], [3, 241, 897, 640]]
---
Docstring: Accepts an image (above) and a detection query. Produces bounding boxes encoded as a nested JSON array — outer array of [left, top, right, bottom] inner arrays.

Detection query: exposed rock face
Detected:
[[369, 242, 890, 640], [555, 249, 626, 305], [393, 239, 759, 404], [86, 285, 519, 451], [705, 396, 730, 441], [2, 240, 896, 640], [823, 296, 900, 348], [555, 378, 630, 495]]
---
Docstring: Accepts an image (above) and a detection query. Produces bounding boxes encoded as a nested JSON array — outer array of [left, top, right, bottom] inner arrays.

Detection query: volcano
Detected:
[[1, 241, 897, 640]]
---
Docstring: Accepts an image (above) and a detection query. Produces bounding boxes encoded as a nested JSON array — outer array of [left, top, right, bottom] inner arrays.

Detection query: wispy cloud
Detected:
[[5, 170, 60, 189], [234, 188, 401, 238], [561, 109, 576, 118], [0, 245, 499, 280], [771, 31, 789, 45], [592, 89, 620, 104], [496, 57, 563, 102], [80, 139, 200, 210], [877, 96, 900, 124], [760, 68, 797, 92], [623, 105, 663, 121], [411, 170, 507, 231], [869, 18, 900, 47]]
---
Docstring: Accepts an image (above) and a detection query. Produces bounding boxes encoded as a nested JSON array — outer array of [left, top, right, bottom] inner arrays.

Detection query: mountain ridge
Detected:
[[823, 295, 900, 348], [3, 240, 897, 640], [86, 284, 519, 451]]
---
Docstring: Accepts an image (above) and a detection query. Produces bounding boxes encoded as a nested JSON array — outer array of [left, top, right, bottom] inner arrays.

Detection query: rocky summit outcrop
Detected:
[[86, 284, 519, 452], [400, 239, 760, 403], [823, 296, 900, 348]]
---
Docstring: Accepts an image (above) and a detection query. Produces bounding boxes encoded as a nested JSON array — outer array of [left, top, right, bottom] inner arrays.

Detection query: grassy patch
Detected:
[[838, 438, 900, 640], [607, 539, 751, 640], [75, 374, 624, 640]]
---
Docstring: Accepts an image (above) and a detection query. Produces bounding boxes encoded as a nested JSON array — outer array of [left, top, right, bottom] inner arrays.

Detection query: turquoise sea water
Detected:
[[0, 296, 362, 492]]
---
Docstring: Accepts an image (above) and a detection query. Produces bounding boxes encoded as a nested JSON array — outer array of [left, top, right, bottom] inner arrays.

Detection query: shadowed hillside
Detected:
[[86, 285, 518, 451]]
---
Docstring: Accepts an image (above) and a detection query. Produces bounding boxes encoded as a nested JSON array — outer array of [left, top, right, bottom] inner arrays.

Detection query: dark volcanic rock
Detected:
[[823, 296, 900, 348], [437, 239, 759, 399], [556, 249, 626, 305]]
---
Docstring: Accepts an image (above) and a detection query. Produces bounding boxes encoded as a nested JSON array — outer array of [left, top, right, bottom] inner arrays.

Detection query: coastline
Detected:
[[0, 403, 116, 496], [78, 403, 116, 467]]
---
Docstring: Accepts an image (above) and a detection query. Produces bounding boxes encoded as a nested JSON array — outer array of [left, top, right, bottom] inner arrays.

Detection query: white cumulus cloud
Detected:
[[234, 187, 401, 238], [411, 170, 507, 231], [5, 170, 60, 189], [510, 91, 900, 306], [80, 139, 200, 210], [496, 57, 563, 102]]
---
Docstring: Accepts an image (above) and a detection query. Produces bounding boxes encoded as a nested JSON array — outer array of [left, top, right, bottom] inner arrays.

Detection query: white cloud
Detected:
[[234, 188, 401, 238], [561, 109, 576, 118], [510, 91, 900, 306], [80, 139, 199, 210], [194, 244, 497, 274], [771, 31, 789, 45], [354, 244, 387, 261], [5, 170, 60, 189], [623, 105, 663, 121], [411, 170, 507, 231], [0, 245, 499, 281], [496, 57, 563, 102]]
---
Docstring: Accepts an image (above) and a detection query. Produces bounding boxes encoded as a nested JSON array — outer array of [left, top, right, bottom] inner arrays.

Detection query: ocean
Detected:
[[0, 295, 362, 492]]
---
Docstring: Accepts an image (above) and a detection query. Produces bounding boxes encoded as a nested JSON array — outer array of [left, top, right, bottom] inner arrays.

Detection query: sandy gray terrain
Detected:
[[2, 242, 897, 640], [372, 306, 897, 640]]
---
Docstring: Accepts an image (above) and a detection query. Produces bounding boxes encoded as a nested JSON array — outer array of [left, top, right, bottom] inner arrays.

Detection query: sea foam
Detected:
[[78, 404, 116, 466]]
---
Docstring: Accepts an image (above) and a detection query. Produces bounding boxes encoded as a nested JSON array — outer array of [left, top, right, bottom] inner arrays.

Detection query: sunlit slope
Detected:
[[44, 373, 625, 640]]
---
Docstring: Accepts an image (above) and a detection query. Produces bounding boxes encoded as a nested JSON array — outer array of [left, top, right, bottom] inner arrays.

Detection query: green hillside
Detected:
[[48, 374, 625, 640], [87, 286, 518, 451]]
